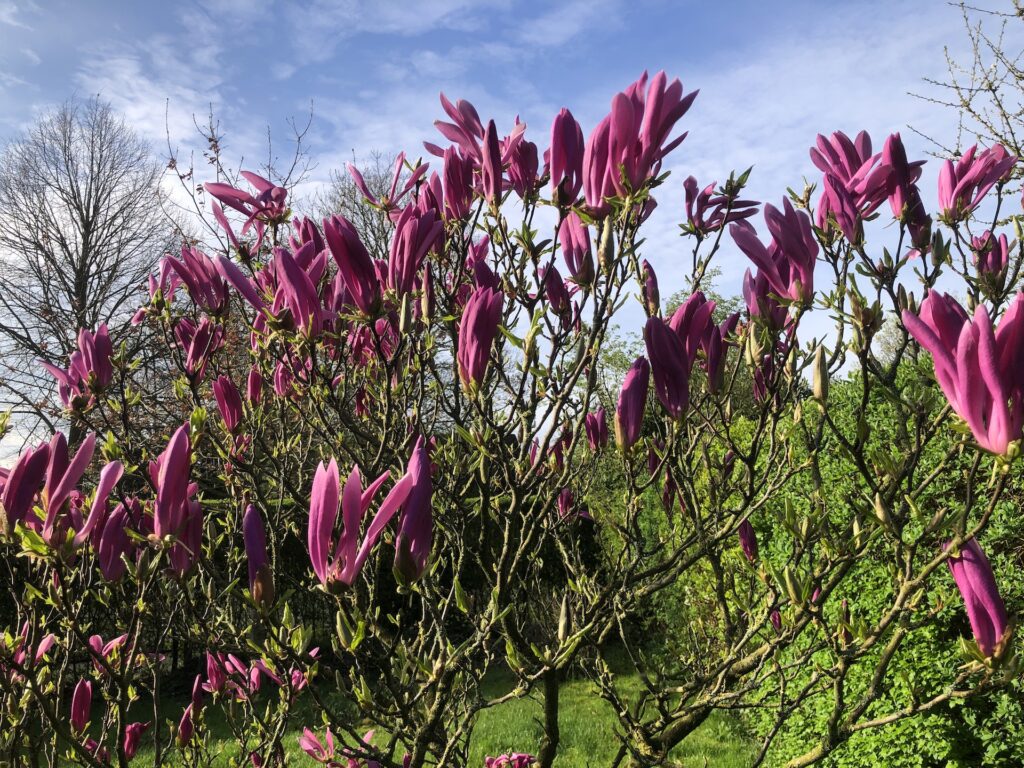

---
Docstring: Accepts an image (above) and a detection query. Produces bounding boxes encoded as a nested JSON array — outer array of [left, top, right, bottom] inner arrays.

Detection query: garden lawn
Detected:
[[129, 666, 755, 767]]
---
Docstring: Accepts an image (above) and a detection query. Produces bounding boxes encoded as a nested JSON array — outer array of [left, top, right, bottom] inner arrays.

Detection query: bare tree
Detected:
[[0, 97, 173, 439], [915, 1, 1024, 164]]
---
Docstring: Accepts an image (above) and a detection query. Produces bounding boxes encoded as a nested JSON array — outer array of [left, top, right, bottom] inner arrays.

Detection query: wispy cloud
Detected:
[[0, 1, 31, 29], [515, 0, 621, 48]]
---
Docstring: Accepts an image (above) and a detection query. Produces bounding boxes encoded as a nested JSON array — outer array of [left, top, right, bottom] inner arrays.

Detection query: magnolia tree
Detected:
[[0, 71, 1020, 768]]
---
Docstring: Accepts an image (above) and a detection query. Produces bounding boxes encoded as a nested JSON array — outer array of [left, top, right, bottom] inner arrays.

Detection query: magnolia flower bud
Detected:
[[558, 594, 569, 643], [598, 218, 615, 274], [812, 345, 828, 404]]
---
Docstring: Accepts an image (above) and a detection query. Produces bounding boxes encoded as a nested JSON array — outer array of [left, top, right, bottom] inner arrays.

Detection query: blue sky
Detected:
[[0, 0, 1018, 320]]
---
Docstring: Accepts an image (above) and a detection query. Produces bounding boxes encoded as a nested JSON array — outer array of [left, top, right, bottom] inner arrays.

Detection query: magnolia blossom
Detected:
[[549, 107, 584, 205], [583, 70, 697, 216], [244, 504, 274, 607], [683, 175, 758, 236], [123, 722, 151, 760], [150, 425, 203, 575], [394, 436, 434, 582], [457, 286, 503, 390], [558, 212, 593, 285], [308, 458, 413, 589], [644, 317, 689, 419], [972, 231, 1010, 279], [486, 754, 536, 768], [213, 376, 243, 433], [166, 246, 230, 316], [938, 143, 1016, 221], [348, 152, 428, 216], [882, 133, 930, 247], [810, 130, 892, 243], [615, 356, 650, 450], [205, 170, 289, 233], [903, 291, 1024, 454], [70, 679, 92, 733], [731, 200, 818, 305], [585, 409, 608, 451], [738, 519, 758, 562], [945, 538, 1008, 657], [388, 206, 444, 298], [41, 324, 114, 410]]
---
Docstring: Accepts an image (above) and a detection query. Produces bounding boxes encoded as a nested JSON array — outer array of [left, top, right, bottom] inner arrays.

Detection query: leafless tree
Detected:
[[914, 1, 1024, 165], [0, 97, 174, 440]]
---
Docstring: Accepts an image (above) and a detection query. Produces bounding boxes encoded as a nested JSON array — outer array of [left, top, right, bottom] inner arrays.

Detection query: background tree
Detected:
[[0, 97, 173, 441], [917, 1, 1024, 174], [314, 150, 402, 260]]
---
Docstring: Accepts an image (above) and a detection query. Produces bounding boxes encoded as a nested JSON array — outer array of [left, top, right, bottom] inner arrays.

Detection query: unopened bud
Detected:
[[813, 345, 828, 404]]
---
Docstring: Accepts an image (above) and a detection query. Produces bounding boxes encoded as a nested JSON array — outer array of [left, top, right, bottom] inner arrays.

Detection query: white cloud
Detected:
[[515, 0, 621, 48], [0, 1, 31, 29]]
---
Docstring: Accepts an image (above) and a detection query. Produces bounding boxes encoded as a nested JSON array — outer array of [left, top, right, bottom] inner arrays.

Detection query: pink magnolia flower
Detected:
[[299, 728, 337, 765], [457, 286, 504, 391], [150, 425, 203, 575], [123, 721, 151, 760], [644, 317, 690, 419], [742, 269, 788, 330], [244, 504, 274, 607], [70, 678, 92, 733], [176, 703, 195, 746], [667, 292, 716, 363], [166, 246, 230, 316], [2, 623, 55, 683], [205, 170, 289, 232], [683, 176, 758, 237], [348, 152, 428, 217], [641, 260, 660, 316], [938, 143, 1016, 221], [443, 146, 475, 220], [903, 291, 1024, 454], [394, 436, 434, 583], [270, 245, 329, 337], [549, 107, 584, 205], [615, 356, 650, 450], [481, 119, 503, 205], [174, 316, 224, 379], [738, 519, 758, 562], [972, 230, 1010, 279], [505, 119, 540, 199], [945, 538, 1008, 657], [388, 206, 444, 298], [585, 409, 608, 451], [583, 70, 697, 216], [35, 432, 122, 549], [323, 214, 381, 316], [247, 366, 264, 405], [0, 440, 51, 534], [882, 133, 930, 247], [88, 633, 128, 675], [213, 375, 243, 434], [96, 498, 142, 581], [485, 754, 536, 767], [41, 324, 114, 410], [731, 200, 818, 305], [558, 211, 593, 285], [810, 130, 892, 242], [307, 459, 413, 589]]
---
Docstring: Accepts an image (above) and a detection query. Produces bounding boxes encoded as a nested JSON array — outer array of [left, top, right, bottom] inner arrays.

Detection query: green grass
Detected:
[[128, 668, 755, 767]]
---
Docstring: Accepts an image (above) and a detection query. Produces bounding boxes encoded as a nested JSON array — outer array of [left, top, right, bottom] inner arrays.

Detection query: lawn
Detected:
[[129, 665, 756, 767]]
